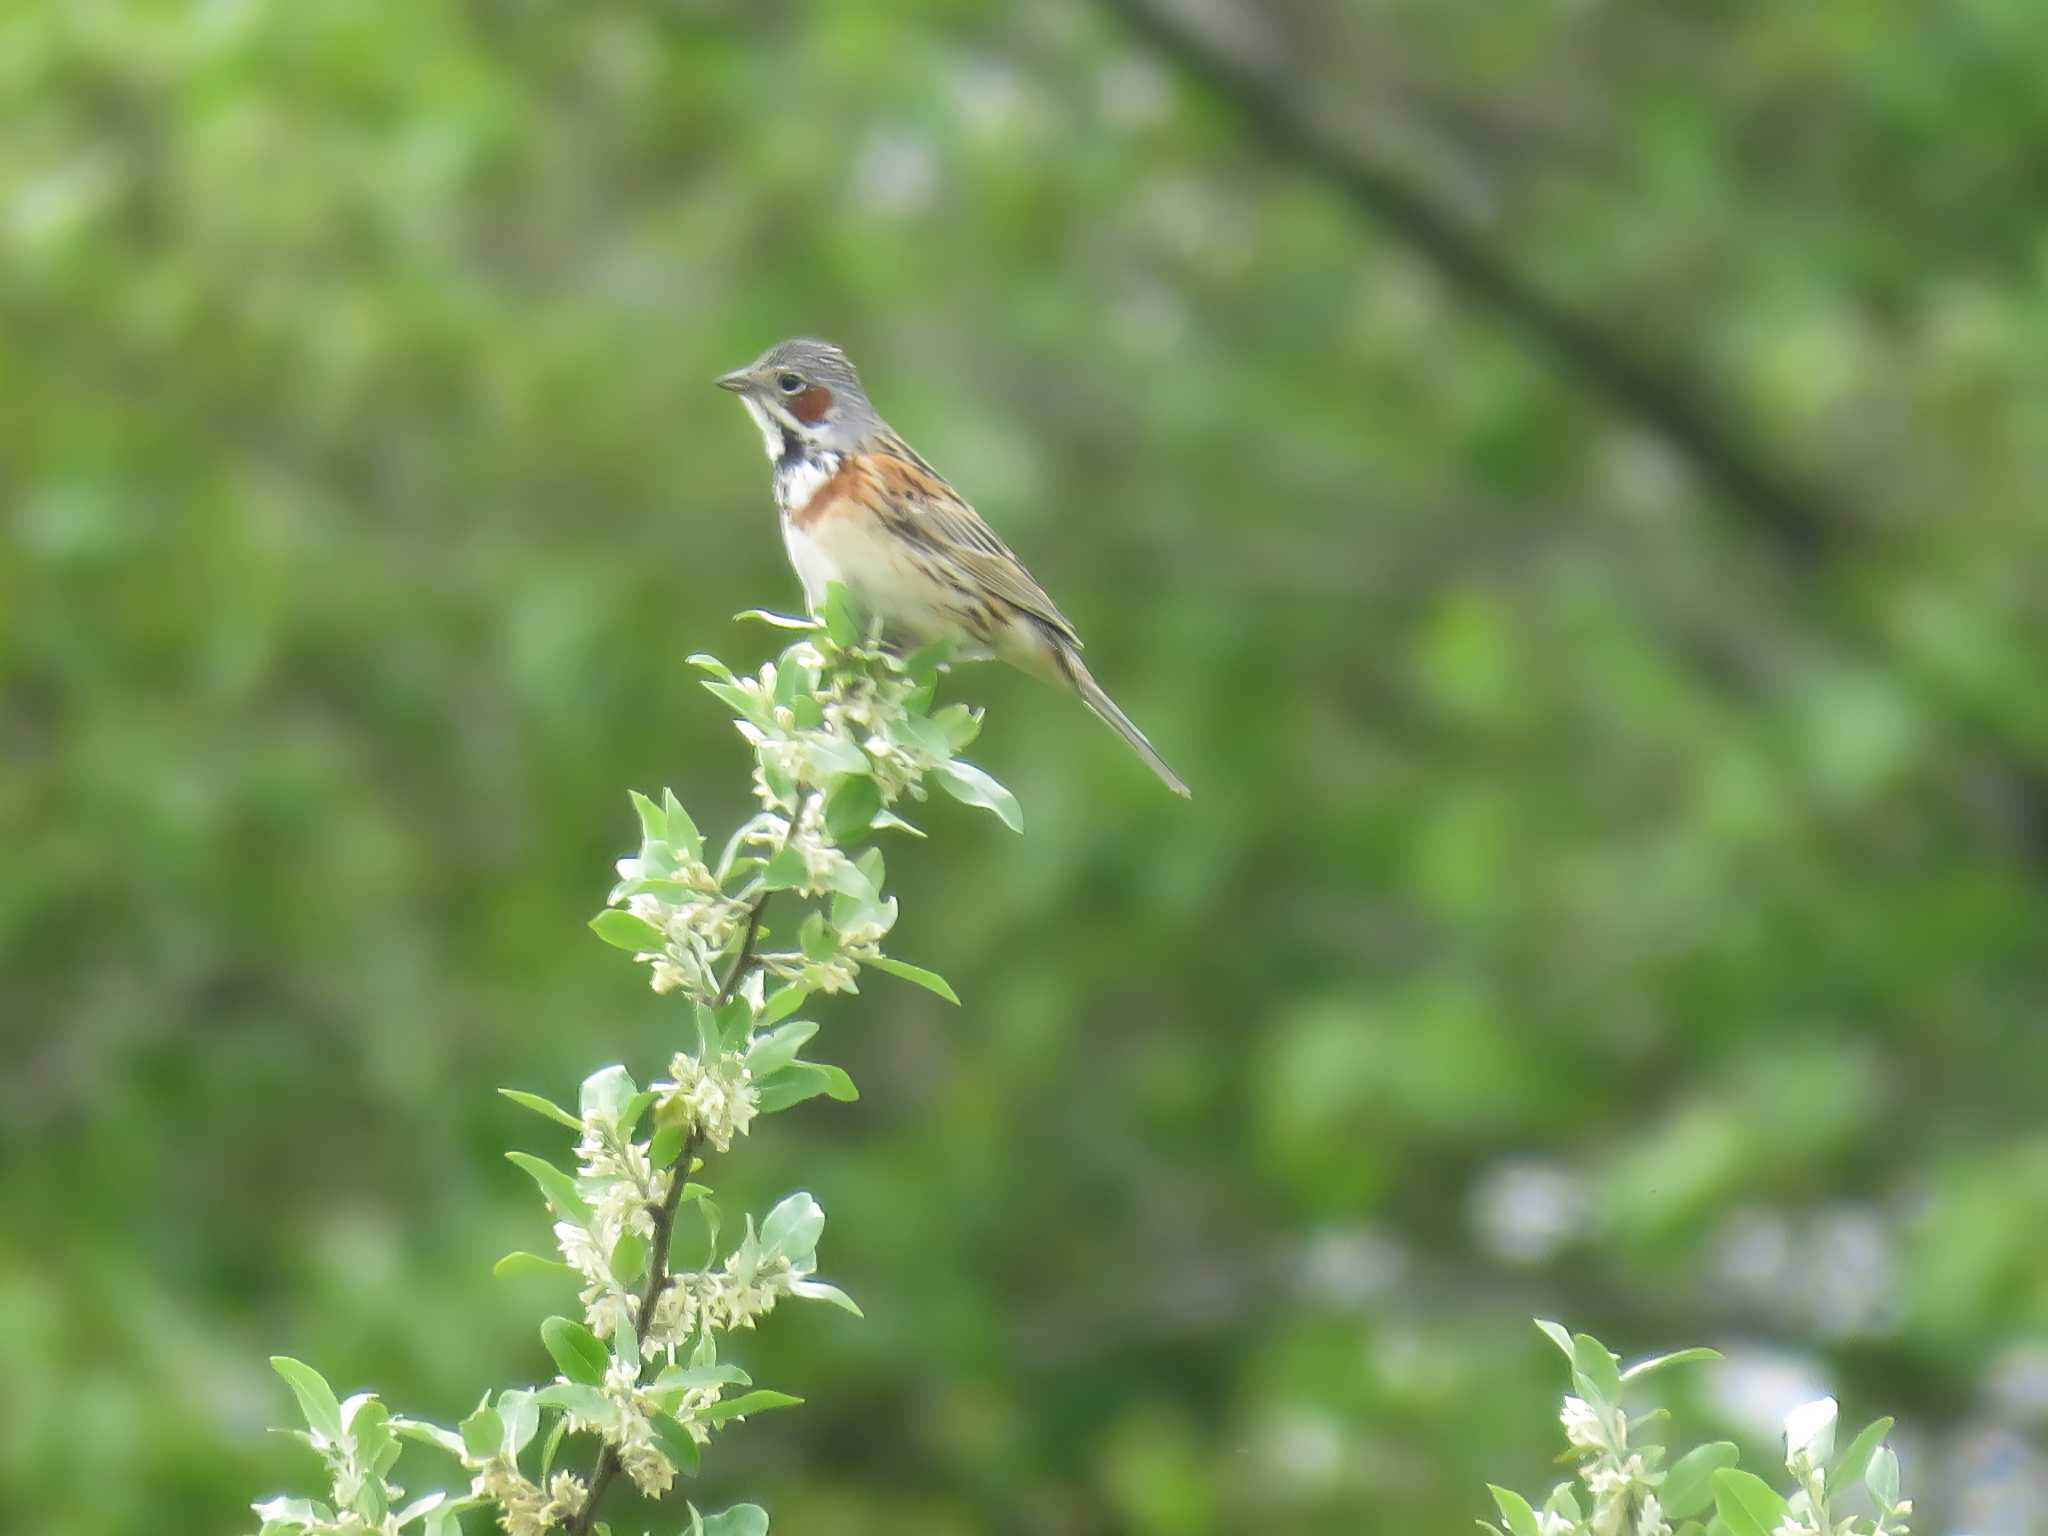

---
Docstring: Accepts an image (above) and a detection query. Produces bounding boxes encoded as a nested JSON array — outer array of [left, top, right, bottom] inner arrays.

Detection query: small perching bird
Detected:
[[716, 338, 1191, 797]]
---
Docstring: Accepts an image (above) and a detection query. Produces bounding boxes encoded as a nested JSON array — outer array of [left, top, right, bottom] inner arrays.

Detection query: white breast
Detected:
[[781, 514, 842, 612]]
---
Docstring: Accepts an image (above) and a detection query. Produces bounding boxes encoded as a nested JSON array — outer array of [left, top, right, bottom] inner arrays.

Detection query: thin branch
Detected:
[[566, 898, 768, 1536], [1096, 0, 1844, 563]]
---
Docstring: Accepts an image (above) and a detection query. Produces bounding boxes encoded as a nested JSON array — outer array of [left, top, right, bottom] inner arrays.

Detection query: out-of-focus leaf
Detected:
[[506, 1153, 592, 1224], [1659, 1443, 1739, 1518], [539, 1316, 608, 1386], [935, 760, 1022, 832], [865, 954, 960, 1004], [499, 1089, 583, 1131], [270, 1359, 343, 1444], [1711, 1470, 1789, 1536]]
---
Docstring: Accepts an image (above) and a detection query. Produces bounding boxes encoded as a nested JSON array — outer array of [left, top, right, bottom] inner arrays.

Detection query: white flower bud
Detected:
[[1783, 1395, 1837, 1475], [1560, 1395, 1605, 1451]]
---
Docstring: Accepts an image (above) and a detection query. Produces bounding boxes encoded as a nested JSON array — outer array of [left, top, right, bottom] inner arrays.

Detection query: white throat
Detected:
[[738, 395, 787, 461], [774, 446, 841, 517]]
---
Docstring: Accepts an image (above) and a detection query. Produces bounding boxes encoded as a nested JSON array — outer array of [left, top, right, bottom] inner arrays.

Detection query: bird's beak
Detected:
[[715, 369, 752, 393]]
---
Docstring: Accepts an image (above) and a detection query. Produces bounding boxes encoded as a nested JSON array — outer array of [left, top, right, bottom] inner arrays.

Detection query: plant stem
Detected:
[[566, 898, 766, 1536]]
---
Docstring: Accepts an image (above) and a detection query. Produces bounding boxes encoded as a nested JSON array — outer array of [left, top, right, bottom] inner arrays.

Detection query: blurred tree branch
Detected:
[[1098, 0, 1844, 564], [1103, 0, 2048, 865]]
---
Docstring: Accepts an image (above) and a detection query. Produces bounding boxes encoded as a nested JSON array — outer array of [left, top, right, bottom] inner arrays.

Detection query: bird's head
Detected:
[[716, 337, 879, 460]]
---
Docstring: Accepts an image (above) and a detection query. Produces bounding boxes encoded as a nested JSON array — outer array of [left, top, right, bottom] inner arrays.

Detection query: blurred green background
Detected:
[[6, 1, 2048, 1531]]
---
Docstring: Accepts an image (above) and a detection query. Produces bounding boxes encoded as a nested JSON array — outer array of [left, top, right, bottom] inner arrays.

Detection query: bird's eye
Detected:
[[777, 372, 804, 394]]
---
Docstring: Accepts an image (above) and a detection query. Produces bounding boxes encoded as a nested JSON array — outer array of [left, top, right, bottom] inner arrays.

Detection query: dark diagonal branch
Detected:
[[1098, 0, 1844, 564]]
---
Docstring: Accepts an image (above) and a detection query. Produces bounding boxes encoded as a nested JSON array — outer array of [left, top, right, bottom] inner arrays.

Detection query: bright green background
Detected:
[[6, 1, 2047, 1532]]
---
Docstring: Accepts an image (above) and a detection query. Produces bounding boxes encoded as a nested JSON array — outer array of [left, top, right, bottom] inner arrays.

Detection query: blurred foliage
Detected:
[[4, 0, 2047, 1532]]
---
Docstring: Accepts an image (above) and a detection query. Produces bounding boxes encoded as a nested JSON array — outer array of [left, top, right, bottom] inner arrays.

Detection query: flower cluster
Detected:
[[249, 596, 1012, 1536], [656, 1050, 758, 1155], [469, 1459, 584, 1536], [1486, 1324, 1911, 1536]]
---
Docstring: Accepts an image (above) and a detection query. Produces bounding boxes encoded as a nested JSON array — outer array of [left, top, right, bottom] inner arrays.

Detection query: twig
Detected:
[[566, 899, 767, 1536], [1096, 0, 1844, 562]]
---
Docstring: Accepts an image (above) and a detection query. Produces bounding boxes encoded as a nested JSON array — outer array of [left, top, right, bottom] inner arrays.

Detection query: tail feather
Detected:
[[1064, 654, 1192, 798]]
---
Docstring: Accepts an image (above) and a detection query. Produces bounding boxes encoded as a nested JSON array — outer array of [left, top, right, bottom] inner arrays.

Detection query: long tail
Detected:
[[1062, 651, 1192, 798]]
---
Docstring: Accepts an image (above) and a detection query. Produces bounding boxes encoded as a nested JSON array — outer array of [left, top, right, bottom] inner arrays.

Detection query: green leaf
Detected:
[[354, 1492, 388, 1527], [806, 732, 871, 781], [936, 760, 1022, 832], [691, 1002, 722, 1059], [270, 1358, 344, 1444], [701, 1390, 803, 1425], [864, 954, 960, 1004], [1622, 1346, 1723, 1383], [1660, 1443, 1740, 1519], [1827, 1417, 1894, 1493], [459, 1405, 502, 1461], [734, 607, 817, 631], [758, 983, 811, 1027], [856, 846, 885, 890], [756, 1061, 859, 1112], [649, 1123, 687, 1168], [761, 1192, 825, 1264], [506, 1152, 592, 1223], [821, 582, 860, 648], [771, 654, 805, 711], [531, 1383, 612, 1422], [497, 1389, 540, 1456], [825, 857, 878, 903], [661, 789, 704, 861], [872, 809, 926, 837], [824, 775, 883, 844], [761, 846, 809, 891], [757, 1063, 837, 1113], [1571, 1333, 1623, 1410], [390, 1418, 467, 1458], [890, 712, 955, 761], [620, 1090, 657, 1138], [1533, 1319, 1575, 1359], [494, 1250, 579, 1282], [590, 909, 666, 953], [540, 1316, 609, 1386], [1865, 1446, 1900, 1511], [1711, 1469, 1790, 1536], [393, 1492, 446, 1529], [789, 1278, 863, 1315], [902, 636, 957, 682], [579, 1064, 637, 1125], [703, 680, 766, 722], [651, 1412, 702, 1478], [931, 702, 981, 750], [700, 1505, 770, 1536], [629, 789, 666, 843], [1486, 1486, 1542, 1536], [746, 1020, 819, 1080], [653, 1363, 753, 1395], [714, 996, 754, 1053], [253, 1496, 327, 1530], [538, 1414, 569, 1482], [498, 1088, 584, 1132], [798, 912, 835, 962], [685, 654, 737, 682], [610, 1230, 648, 1286]]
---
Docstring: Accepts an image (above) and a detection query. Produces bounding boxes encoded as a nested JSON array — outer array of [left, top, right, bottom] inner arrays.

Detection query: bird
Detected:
[[716, 337, 1190, 798]]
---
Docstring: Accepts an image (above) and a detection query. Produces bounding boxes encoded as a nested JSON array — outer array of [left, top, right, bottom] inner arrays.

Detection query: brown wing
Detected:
[[860, 434, 1085, 650]]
